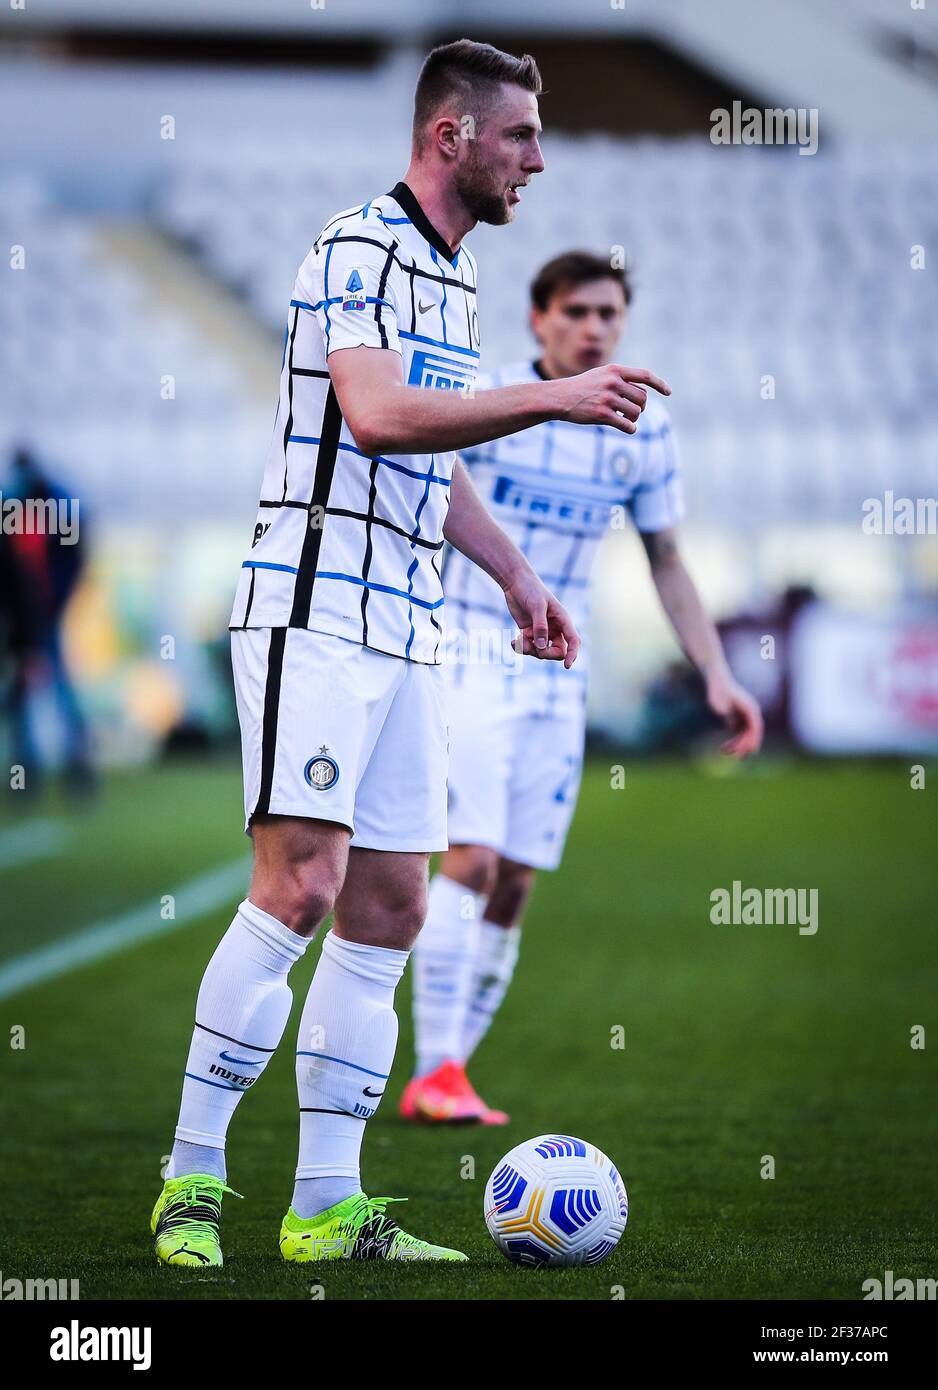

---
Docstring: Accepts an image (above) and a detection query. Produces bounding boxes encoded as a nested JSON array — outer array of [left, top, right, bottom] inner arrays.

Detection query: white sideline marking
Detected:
[[0, 857, 249, 1001], [0, 819, 69, 871]]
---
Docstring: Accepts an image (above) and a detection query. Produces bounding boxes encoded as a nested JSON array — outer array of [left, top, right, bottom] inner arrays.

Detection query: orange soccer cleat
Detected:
[[398, 1075, 421, 1121], [402, 1061, 510, 1125]]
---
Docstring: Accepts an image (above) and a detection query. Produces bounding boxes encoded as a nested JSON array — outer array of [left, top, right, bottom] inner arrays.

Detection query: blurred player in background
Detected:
[[151, 42, 671, 1269], [404, 251, 763, 1125], [0, 445, 94, 800]]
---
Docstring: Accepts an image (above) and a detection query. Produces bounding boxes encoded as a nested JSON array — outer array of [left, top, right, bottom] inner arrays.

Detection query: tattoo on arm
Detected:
[[641, 527, 679, 568]]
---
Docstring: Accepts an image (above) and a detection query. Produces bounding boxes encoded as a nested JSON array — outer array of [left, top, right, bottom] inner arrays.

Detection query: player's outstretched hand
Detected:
[[554, 364, 671, 435], [503, 569, 580, 669], [707, 676, 764, 758]]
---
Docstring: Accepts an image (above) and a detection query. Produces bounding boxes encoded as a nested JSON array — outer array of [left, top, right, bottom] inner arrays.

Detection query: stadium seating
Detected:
[[0, 172, 268, 522], [151, 135, 938, 523], [2, 132, 934, 529]]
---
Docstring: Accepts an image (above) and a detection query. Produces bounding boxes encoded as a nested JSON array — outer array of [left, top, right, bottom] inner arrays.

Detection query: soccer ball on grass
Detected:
[[484, 1134, 628, 1268]]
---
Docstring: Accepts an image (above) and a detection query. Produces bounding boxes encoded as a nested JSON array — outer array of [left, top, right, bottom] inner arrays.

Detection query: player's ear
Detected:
[[433, 115, 462, 161], [529, 306, 544, 345]]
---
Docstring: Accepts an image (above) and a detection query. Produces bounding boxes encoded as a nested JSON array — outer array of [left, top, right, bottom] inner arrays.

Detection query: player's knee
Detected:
[[390, 891, 428, 946], [278, 860, 341, 936], [444, 845, 499, 898], [355, 883, 427, 950], [488, 861, 536, 927]]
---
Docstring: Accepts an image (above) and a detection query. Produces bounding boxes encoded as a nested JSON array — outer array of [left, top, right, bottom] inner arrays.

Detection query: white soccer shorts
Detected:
[[231, 627, 448, 853], [444, 662, 586, 871]]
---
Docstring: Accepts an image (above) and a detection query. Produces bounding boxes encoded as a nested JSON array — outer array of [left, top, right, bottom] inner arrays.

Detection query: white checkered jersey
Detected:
[[443, 360, 685, 677], [229, 182, 481, 663]]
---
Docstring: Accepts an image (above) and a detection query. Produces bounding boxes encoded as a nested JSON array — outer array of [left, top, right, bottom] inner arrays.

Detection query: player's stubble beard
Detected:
[[453, 141, 514, 226]]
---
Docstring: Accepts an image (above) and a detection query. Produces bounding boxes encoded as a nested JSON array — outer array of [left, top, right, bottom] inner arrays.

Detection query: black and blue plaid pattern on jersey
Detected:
[[257, 433, 449, 627], [294, 439, 449, 624], [285, 436, 452, 488], [320, 201, 471, 654], [231, 184, 481, 660], [429, 245, 448, 342], [403, 454, 439, 659]]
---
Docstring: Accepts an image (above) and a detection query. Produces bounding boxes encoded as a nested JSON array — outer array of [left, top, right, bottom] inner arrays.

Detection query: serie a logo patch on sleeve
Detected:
[[342, 268, 366, 312]]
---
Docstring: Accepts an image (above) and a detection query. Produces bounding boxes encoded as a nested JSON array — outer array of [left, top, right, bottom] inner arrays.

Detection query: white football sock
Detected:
[[459, 920, 521, 1064], [169, 1140, 226, 1181], [167, 898, 308, 1179], [412, 874, 484, 1078], [292, 931, 408, 1219]]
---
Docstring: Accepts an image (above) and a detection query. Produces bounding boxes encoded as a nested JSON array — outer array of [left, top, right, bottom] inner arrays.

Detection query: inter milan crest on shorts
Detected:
[[304, 746, 340, 791]]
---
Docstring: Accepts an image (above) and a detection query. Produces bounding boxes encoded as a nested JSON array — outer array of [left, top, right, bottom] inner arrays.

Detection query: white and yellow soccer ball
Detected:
[[484, 1134, 628, 1268]]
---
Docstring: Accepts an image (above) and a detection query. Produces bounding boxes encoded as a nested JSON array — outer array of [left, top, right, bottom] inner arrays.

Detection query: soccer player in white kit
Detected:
[[150, 45, 671, 1266], [403, 251, 763, 1126]]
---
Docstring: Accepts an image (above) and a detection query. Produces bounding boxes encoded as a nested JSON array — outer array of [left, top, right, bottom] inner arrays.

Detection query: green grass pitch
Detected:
[[0, 758, 935, 1300]]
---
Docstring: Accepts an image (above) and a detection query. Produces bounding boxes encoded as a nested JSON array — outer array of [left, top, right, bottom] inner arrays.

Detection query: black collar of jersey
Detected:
[[531, 358, 552, 381], [388, 181, 459, 266]]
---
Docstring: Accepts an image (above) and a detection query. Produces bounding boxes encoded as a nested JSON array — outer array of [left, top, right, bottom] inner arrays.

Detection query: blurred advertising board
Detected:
[[790, 605, 938, 754]]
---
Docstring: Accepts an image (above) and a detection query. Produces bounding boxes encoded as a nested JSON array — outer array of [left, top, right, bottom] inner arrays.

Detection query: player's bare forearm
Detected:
[[444, 459, 531, 589], [376, 378, 555, 456], [327, 346, 670, 457], [445, 461, 581, 667], [642, 527, 763, 754], [642, 530, 729, 682]]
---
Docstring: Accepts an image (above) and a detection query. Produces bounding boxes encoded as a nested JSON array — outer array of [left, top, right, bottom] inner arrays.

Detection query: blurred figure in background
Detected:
[[404, 252, 764, 1126], [0, 445, 95, 799]]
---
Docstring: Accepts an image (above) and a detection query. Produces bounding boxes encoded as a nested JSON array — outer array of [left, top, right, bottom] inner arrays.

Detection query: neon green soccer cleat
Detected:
[[151, 1173, 242, 1268], [279, 1193, 468, 1263]]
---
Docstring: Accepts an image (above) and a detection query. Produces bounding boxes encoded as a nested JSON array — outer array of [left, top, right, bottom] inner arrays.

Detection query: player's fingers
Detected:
[[513, 630, 566, 661], [609, 402, 641, 425], [736, 702, 764, 752], [514, 601, 550, 654], [721, 721, 760, 758], [748, 711, 765, 751], [529, 599, 549, 652], [552, 606, 580, 668], [539, 640, 569, 661], [609, 393, 642, 422], [600, 410, 638, 434], [614, 366, 671, 396], [616, 382, 648, 411], [720, 732, 747, 757]]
